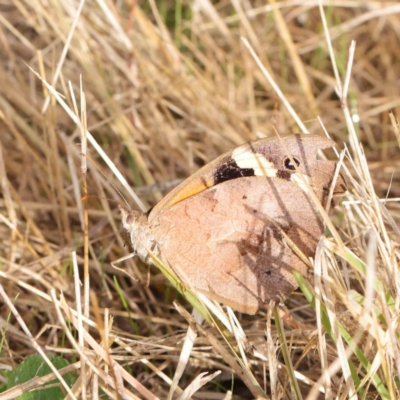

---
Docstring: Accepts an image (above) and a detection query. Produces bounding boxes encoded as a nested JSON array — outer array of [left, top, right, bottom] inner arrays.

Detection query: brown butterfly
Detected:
[[121, 134, 346, 314]]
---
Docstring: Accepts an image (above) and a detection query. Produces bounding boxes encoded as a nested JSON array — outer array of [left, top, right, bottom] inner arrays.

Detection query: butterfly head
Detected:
[[119, 206, 156, 262]]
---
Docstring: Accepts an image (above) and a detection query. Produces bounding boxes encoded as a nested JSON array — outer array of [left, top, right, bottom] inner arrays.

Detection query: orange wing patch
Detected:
[[149, 154, 228, 218], [148, 134, 336, 219]]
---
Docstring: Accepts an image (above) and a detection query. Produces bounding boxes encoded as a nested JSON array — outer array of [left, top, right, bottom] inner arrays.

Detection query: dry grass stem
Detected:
[[1, 0, 400, 398]]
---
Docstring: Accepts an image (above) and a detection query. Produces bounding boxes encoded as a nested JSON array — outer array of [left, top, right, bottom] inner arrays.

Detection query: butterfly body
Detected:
[[121, 134, 346, 314]]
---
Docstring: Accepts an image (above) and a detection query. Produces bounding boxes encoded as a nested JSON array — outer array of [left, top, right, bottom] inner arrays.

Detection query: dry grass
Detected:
[[1, 0, 400, 399]]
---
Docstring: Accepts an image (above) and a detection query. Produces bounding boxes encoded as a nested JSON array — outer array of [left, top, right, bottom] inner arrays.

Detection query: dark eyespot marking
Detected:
[[276, 170, 291, 181], [284, 157, 300, 170], [214, 158, 255, 185]]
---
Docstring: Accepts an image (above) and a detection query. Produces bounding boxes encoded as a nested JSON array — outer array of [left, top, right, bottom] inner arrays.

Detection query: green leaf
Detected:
[[6, 354, 76, 400]]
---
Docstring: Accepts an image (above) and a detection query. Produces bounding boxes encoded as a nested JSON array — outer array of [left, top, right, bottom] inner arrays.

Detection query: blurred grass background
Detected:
[[1, 0, 400, 399]]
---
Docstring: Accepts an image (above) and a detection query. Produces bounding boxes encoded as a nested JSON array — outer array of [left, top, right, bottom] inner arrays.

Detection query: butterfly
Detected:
[[121, 134, 346, 314]]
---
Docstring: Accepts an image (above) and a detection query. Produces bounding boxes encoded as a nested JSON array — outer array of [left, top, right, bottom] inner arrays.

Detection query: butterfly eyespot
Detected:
[[284, 157, 300, 170]]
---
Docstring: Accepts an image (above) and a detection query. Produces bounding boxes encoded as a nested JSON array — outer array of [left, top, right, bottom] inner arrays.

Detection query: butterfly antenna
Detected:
[[114, 185, 131, 210], [85, 153, 131, 210]]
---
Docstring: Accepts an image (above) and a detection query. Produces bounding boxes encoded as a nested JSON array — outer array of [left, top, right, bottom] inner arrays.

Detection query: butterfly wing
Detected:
[[149, 134, 342, 218], [152, 176, 328, 314], [137, 133, 346, 313]]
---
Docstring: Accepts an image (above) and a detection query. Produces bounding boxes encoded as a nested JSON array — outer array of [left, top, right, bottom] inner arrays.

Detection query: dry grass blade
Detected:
[[0, 285, 77, 399], [176, 370, 222, 400], [1, 0, 400, 399], [167, 308, 203, 400]]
